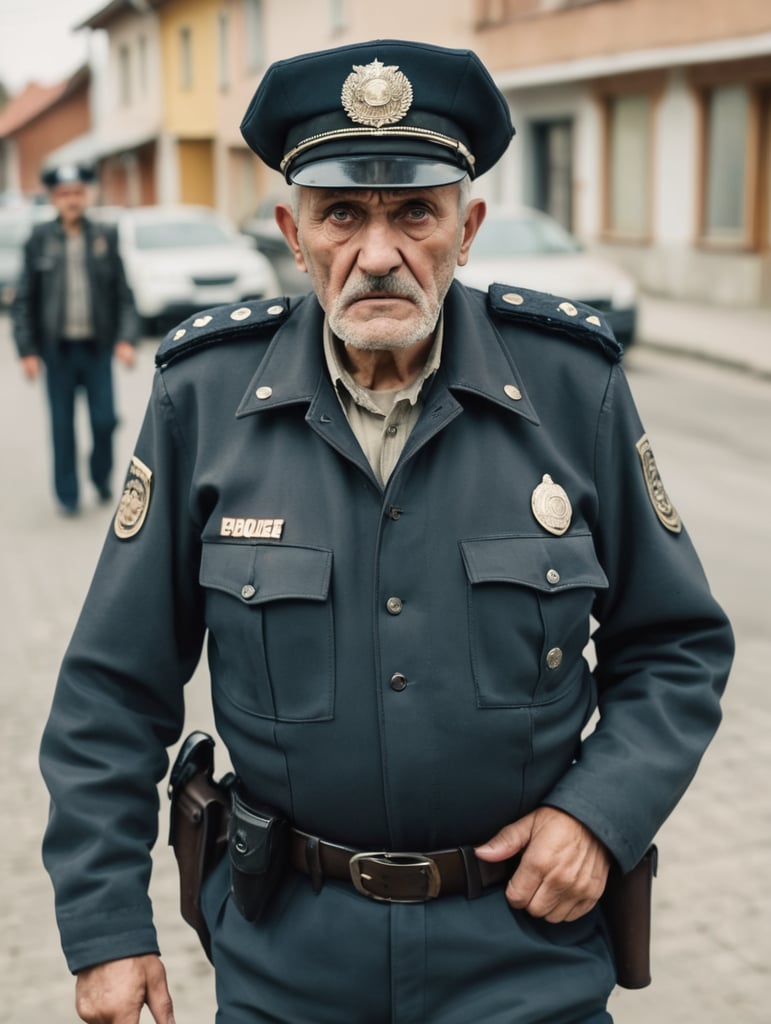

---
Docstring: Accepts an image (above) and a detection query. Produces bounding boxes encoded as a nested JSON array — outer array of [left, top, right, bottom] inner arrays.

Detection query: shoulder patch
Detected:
[[155, 298, 292, 368], [487, 283, 623, 363]]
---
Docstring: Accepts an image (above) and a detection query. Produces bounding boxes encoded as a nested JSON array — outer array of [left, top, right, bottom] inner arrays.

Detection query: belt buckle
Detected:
[[349, 851, 442, 903]]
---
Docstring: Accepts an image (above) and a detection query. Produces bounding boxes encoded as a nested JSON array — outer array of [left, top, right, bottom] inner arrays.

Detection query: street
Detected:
[[0, 311, 768, 1023]]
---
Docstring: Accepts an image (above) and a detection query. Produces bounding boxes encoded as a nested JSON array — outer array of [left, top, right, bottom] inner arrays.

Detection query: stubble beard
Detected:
[[328, 271, 451, 352]]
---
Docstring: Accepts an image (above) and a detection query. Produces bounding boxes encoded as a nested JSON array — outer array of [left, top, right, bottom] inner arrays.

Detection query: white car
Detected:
[[0, 204, 56, 307], [112, 205, 281, 329], [456, 206, 638, 347]]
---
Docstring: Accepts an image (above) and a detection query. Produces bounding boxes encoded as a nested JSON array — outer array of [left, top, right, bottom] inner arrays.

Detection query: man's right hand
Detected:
[[20, 355, 40, 380], [75, 955, 175, 1024]]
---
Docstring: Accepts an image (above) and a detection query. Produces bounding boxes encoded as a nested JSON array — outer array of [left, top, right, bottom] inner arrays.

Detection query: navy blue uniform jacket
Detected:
[[40, 281, 733, 973]]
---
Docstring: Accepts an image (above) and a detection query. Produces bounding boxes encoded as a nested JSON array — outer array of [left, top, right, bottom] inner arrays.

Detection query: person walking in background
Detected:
[[12, 163, 138, 516]]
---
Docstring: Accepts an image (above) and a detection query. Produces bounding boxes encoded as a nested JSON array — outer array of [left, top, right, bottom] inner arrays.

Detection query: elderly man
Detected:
[[12, 164, 138, 515], [40, 40, 732, 1024]]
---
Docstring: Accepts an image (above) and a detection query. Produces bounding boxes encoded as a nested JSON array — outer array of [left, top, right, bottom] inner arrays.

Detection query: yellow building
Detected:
[[159, 0, 221, 206]]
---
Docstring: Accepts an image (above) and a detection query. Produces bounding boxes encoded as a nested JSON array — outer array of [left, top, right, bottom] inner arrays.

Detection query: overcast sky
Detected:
[[0, 0, 101, 93]]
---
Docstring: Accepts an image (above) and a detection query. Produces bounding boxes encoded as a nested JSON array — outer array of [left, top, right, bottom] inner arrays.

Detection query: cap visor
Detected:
[[290, 157, 467, 188]]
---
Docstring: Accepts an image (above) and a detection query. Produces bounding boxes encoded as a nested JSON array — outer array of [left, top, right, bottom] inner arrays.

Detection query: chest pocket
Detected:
[[460, 533, 608, 708], [200, 542, 334, 722]]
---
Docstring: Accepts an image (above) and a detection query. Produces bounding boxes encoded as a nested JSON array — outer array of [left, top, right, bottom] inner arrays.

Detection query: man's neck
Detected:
[[338, 334, 434, 392]]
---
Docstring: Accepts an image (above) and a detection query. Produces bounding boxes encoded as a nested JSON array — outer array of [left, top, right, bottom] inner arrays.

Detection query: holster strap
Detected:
[[290, 829, 516, 902]]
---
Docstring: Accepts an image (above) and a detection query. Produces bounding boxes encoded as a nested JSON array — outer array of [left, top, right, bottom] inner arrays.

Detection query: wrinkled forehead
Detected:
[[297, 182, 461, 209]]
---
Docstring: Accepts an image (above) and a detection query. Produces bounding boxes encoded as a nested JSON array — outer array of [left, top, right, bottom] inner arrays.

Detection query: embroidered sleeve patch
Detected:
[[114, 455, 153, 539], [635, 434, 681, 534]]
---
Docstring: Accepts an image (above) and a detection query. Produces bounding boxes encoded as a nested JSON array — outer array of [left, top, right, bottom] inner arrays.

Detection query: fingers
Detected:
[[474, 813, 535, 862], [75, 955, 174, 1024], [479, 807, 611, 922]]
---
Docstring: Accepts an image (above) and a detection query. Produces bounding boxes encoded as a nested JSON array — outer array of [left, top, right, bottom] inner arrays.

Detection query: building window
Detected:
[[138, 34, 148, 96], [329, 0, 347, 32], [244, 0, 264, 73], [605, 93, 651, 240], [118, 43, 131, 107], [218, 12, 230, 91], [180, 26, 193, 89], [701, 85, 750, 245]]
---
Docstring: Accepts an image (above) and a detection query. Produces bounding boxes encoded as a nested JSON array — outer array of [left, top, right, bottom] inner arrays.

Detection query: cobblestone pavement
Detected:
[[0, 315, 768, 1022]]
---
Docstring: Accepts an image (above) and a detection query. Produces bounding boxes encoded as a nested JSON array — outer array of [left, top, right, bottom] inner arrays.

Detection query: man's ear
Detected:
[[275, 204, 307, 272], [456, 198, 486, 268]]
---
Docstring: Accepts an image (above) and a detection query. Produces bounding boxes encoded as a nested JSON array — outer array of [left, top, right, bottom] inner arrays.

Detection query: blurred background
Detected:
[[0, 1, 770, 1021]]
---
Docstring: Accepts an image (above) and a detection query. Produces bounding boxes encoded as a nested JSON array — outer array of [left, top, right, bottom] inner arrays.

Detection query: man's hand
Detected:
[[475, 806, 611, 923], [75, 954, 175, 1024], [114, 341, 136, 369], [20, 355, 41, 380]]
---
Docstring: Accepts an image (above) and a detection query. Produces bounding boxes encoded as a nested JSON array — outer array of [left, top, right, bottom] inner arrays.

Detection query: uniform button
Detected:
[[390, 672, 408, 692], [241, 584, 256, 600], [504, 384, 522, 401], [546, 569, 560, 585], [387, 506, 402, 520], [386, 596, 403, 615], [255, 386, 273, 400], [546, 647, 563, 670], [385, 424, 398, 437]]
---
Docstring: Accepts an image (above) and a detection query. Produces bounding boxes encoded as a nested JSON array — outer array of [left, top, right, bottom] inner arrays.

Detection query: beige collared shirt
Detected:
[[323, 315, 444, 486], [63, 231, 93, 340]]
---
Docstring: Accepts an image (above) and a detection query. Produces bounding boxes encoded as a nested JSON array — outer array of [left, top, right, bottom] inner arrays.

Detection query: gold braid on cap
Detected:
[[280, 125, 475, 175]]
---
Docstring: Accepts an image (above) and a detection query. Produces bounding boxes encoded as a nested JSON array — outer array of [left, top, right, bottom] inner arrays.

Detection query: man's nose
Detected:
[[356, 221, 403, 278]]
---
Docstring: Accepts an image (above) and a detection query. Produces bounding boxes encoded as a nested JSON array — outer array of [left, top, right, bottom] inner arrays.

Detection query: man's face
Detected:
[[50, 183, 88, 226], [277, 184, 485, 351]]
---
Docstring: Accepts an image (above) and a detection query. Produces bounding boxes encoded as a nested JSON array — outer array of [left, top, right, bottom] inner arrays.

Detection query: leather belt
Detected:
[[289, 828, 518, 903]]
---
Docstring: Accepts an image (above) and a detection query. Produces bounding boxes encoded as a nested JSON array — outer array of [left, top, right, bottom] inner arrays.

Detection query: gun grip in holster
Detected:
[[168, 731, 232, 961], [601, 844, 658, 989]]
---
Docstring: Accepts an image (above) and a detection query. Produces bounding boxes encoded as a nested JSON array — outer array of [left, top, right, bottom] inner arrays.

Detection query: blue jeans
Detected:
[[43, 341, 117, 509]]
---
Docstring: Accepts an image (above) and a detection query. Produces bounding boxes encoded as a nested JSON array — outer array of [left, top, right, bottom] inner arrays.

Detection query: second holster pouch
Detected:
[[228, 786, 290, 922]]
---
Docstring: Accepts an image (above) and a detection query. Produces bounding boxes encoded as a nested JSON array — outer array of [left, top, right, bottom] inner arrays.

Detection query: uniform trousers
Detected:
[[43, 340, 117, 509], [201, 856, 616, 1024]]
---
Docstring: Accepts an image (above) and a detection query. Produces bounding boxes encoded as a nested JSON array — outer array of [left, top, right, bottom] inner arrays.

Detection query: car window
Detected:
[[134, 220, 232, 249], [472, 215, 581, 257]]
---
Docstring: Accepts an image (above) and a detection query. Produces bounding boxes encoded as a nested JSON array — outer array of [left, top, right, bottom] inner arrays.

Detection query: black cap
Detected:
[[41, 163, 96, 188], [241, 39, 515, 188]]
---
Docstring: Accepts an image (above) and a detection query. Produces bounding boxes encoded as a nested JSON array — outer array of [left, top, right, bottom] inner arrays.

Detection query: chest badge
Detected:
[[114, 455, 153, 540], [531, 474, 572, 536], [636, 435, 681, 533]]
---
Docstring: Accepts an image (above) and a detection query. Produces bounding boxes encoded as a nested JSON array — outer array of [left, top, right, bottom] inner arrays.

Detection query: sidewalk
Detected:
[[636, 292, 771, 379]]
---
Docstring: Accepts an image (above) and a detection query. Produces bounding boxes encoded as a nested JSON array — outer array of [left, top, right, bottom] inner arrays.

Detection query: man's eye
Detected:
[[329, 208, 353, 223], [405, 206, 430, 220]]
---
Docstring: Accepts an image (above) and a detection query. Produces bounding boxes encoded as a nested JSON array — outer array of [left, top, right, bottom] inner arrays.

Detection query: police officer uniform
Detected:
[[39, 41, 733, 1023]]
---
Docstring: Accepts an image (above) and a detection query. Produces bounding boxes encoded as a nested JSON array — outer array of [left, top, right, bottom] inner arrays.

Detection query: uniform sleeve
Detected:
[[543, 363, 734, 872], [39, 369, 205, 973]]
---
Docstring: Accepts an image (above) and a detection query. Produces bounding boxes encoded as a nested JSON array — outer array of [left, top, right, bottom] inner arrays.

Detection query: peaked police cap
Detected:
[[41, 163, 96, 188], [240, 39, 515, 188]]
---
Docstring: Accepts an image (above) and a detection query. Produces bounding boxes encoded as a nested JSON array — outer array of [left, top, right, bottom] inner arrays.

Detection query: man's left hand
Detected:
[[475, 806, 611, 922], [115, 341, 136, 369]]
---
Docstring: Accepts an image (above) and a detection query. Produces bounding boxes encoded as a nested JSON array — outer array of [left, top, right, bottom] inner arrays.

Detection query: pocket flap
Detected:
[[460, 534, 608, 593], [200, 542, 332, 603]]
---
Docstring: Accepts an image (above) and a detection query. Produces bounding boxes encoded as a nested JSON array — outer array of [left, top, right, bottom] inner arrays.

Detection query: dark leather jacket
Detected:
[[12, 215, 139, 358]]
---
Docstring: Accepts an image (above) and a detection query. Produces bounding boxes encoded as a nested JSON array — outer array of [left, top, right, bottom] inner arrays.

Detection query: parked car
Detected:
[[240, 196, 308, 297], [456, 206, 638, 347], [111, 205, 281, 330], [0, 205, 56, 307]]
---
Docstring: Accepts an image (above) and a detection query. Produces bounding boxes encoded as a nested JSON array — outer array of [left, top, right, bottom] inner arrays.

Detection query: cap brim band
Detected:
[[289, 156, 469, 188]]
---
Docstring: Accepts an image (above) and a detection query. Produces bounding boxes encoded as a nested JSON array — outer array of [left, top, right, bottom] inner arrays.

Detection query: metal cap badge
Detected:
[[342, 60, 413, 128], [531, 474, 572, 536]]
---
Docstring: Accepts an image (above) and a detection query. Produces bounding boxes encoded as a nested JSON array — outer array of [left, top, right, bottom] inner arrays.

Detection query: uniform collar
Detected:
[[237, 282, 538, 426]]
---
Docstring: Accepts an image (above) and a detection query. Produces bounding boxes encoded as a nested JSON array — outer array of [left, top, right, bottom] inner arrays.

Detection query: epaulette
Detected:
[[487, 283, 623, 363], [155, 297, 293, 368]]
